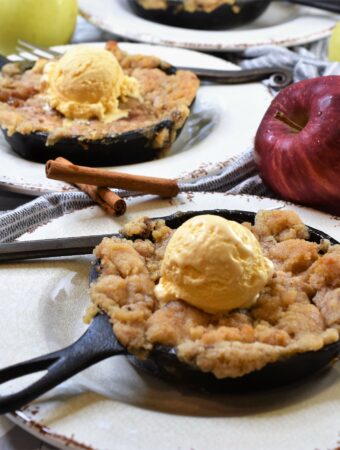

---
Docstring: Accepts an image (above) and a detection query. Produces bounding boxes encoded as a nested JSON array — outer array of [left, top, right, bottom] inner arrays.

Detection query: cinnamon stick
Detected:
[[77, 184, 126, 216], [46, 158, 180, 198], [55, 158, 126, 216]]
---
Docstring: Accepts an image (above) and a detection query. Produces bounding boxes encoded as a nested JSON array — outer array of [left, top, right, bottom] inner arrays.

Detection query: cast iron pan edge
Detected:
[[2, 119, 176, 167]]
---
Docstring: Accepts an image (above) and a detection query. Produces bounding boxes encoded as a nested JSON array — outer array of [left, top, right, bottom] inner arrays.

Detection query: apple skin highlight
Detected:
[[254, 76, 340, 215]]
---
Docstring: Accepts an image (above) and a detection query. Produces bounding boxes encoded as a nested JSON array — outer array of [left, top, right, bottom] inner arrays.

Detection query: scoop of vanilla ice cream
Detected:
[[43, 46, 140, 120], [155, 215, 273, 314]]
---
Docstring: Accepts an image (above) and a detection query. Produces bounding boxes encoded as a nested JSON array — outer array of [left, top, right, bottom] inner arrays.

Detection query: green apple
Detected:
[[0, 0, 78, 55], [328, 22, 340, 62]]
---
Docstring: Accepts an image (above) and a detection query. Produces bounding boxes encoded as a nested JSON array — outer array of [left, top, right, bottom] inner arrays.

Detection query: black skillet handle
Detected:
[[178, 66, 293, 89], [0, 315, 125, 414], [289, 0, 340, 13]]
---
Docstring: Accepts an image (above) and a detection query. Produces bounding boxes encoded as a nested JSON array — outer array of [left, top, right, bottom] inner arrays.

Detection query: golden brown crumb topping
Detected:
[[87, 210, 340, 378]]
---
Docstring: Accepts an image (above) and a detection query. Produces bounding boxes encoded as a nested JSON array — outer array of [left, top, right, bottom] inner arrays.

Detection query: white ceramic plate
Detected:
[[79, 0, 338, 51], [1, 192, 340, 450], [0, 42, 272, 196]]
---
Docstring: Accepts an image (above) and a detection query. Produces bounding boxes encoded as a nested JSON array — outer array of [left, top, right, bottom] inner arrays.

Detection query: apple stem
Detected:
[[274, 110, 303, 132]]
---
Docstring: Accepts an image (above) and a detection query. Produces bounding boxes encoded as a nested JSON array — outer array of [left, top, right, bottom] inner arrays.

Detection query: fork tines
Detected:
[[16, 40, 60, 60]]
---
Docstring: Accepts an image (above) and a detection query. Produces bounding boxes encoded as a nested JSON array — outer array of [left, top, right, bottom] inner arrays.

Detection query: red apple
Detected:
[[254, 76, 340, 215]]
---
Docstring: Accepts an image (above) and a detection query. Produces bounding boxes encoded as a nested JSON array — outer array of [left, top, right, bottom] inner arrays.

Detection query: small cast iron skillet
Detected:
[[128, 0, 340, 30], [0, 58, 190, 167], [0, 209, 339, 414]]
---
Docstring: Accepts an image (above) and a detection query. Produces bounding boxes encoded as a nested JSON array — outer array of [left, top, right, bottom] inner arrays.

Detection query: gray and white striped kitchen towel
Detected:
[[1, 41, 339, 242], [0, 148, 272, 243]]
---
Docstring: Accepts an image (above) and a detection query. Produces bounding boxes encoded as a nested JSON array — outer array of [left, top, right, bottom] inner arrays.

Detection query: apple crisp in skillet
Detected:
[[87, 210, 340, 379], [0, 41, 199, 147]]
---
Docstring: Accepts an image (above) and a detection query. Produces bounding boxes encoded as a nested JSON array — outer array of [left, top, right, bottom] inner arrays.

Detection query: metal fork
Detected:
[[0, 40, 61, 70], [16, 39, 61, 59], [6, 39, 293, 89], [0, 40, 62, 71]]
